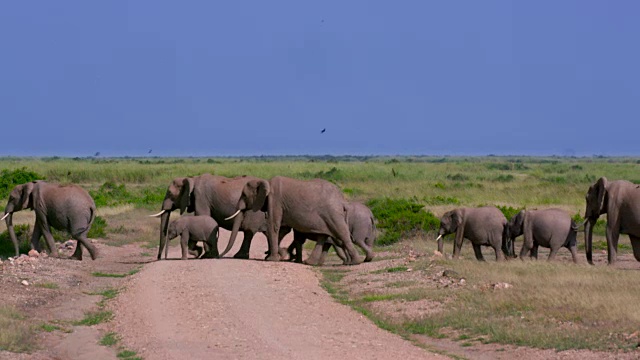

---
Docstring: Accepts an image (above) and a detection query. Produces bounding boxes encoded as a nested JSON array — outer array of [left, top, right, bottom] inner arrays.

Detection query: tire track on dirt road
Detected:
[[112, 230, 447, 359]]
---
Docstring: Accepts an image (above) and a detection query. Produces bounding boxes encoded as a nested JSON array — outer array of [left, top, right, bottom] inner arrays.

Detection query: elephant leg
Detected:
[[327, 218, 362, 265], [292, 232, 306, 263], [70, 240, 83, 260], [530, 244, 539, 259], [606, 226, 620, 265], [304, 236, 327, 266], [317, 242, 336, 266], [188, 240, 203, 258], [547, 247, 559, 261], [179, 232, 190, 260], [519, 240, 531, 261], [472, 244, 485, 261], [73, 230, 98, 260], [568, 245, 578, 264], [41, 226, 59, 258], [493, 245, 505, 262], [201, 228, 219, 259], [354, 238, 374, 262], [333, 244, 349, 263], [629, 235, 640, 262], [233, 231, 254, 259], [30, 225, 43, 253], [452, 229, 464, 259], [286, 240, 297, 262]]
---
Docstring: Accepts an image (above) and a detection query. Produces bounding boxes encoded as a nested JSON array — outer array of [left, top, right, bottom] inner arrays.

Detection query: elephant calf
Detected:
[[286, 202, 377, 265], [436, 206, 511, 261], [508, 208, 579, 263], [164, 216, 219, 260]]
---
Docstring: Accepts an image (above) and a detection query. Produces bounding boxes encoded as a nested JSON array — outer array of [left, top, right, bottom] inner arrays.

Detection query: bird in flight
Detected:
[[148, 149, 152, 154], [321, 128, 326, 134], [94, 152, 100, 157]]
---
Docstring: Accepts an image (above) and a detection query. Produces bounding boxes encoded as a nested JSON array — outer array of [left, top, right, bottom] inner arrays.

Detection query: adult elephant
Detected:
[[287, 201, 377, 265], [507, 209, 579, 263], [224, 176, 363, 265], [435, 206, 512, 261], [584, 177, 640, 265], [1, 181, 97, 260], [150, 174, 286, 260]]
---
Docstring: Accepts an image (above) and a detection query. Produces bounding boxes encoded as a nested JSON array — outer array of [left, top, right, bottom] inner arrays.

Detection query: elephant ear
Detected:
[[19, 182, 36, 210], [595, 177, 608, 215], [178, 177, 195, 215], [252, 180, 270, 212]]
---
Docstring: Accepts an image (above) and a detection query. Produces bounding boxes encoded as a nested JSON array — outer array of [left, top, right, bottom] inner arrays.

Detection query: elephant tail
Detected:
[[73, 206, 96, 238], [565, 220, 579, 248]]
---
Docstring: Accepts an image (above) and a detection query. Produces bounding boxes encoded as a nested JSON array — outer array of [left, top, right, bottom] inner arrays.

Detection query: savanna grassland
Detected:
[[1, 155, 640, 357]]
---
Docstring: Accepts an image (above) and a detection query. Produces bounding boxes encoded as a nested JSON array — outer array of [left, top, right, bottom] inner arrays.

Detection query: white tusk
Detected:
[[225, 210, 241, 221], [149, 210, 166, 218], [435, 234, 442, 241], [1, 213, 9, 221]]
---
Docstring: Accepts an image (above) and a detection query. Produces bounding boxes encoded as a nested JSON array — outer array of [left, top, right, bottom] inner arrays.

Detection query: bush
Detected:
[[496, 205, 524, 220], [493, 174, 515, 182], [88, 216, 107, 238], [0, 224, 32, 258], [446, 173, 469, 181], [367, 198, 439, 246], [423, 196, 460, 205], [0, 168, 43, 199], [90, 182, 131, 207], [298, 167, 344, 183]]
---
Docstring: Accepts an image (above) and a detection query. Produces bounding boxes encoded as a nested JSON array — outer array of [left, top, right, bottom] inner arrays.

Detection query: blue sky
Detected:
[[1, 1, 638, 157]]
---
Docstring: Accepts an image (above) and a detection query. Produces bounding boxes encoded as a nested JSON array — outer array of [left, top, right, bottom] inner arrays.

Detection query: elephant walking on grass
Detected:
[[225, 176, 363, 265], [584, 177, 640, 265], [151, 174, 283, 260], [2, 181, 98, 260], [165, 215, 219, 260], [507, 209, 579, 263], [436, 206, 511, 261], [287, 201, 377, 265]]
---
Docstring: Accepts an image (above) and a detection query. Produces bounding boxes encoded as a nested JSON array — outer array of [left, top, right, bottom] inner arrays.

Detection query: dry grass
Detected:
[[0, 306, 34, 352]]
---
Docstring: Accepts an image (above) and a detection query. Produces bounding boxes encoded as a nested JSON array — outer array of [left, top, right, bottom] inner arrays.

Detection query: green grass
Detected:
[[92, 269, 139, 278], [35, 282, 59, 289], [117, 349, 140, 359], [73, 311, 113, 326], [40, 323, 61, 332], [100, 332, 119, 346], [0, 307, 34, 352], [372, 266, 408, 274]]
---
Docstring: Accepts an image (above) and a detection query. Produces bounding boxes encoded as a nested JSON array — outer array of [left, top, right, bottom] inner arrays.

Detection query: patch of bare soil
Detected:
[[0, 239, 151, 360]]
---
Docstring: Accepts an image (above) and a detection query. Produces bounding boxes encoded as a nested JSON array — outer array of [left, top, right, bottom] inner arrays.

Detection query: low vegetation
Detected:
[[0, 307, 34, 352]]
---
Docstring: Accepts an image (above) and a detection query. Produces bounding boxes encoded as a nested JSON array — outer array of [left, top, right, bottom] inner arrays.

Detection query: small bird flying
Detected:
[[148, 149, 152, 154], [94, 152, 100, 157], [321, 128, 326, 134]]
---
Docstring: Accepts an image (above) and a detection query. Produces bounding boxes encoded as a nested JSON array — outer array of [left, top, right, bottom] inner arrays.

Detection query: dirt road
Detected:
[[111, 230, 446, 360]]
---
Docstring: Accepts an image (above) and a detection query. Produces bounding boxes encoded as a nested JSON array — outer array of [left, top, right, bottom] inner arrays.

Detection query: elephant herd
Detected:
[[2, 175, 640, 267]]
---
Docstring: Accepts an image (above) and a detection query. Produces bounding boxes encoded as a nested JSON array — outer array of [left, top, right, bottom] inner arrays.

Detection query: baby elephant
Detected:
[[508, 208, 579, 263], [287, 201, 377, 265], [164, 216, 219, 260], [436, 206, 511, 261]]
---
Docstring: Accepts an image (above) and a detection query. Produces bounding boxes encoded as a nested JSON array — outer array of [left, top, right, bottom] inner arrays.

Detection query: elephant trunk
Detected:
[[5, 213, 19, 257], [585, 219, 595, 265], [221, 211, 244, 257], [158, 211, 171, 260]]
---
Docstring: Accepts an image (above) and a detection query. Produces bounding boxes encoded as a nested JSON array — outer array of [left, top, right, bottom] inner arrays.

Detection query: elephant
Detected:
[[286, 201, 377, 265], [151, 174, 283, 260], [2, 181, 98, 260], [225, 176, 363, 265], [165, 215, 219, 260], [507, 209, 579, 263], [584, 177, 640, 265], [435, 206, 511, 261]]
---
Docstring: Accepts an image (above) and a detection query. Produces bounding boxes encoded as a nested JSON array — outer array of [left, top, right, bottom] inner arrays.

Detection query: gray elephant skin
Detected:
[[225, 176, 363, 265], [165, 215, 219, 260], [436, 206, 510, 261], [151, 174, 272, 260], [584, 177, 640, 265], [508, 209, 579, 263], [2, 181, 97, 260], [287, 201, 377, 265]]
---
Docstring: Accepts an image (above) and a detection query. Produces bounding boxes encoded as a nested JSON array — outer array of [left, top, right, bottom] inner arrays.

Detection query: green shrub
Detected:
[[367, 198, 439, 246], [496, 205, 524, 220], [423, 196, 460, 205], [90, 181, 131, 207], [0, 168, 43, 199], [0, 224, 31, 258], [88, 216, 107, 238], [446, 173, 469, 181], [493, 174, 515, 182]]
